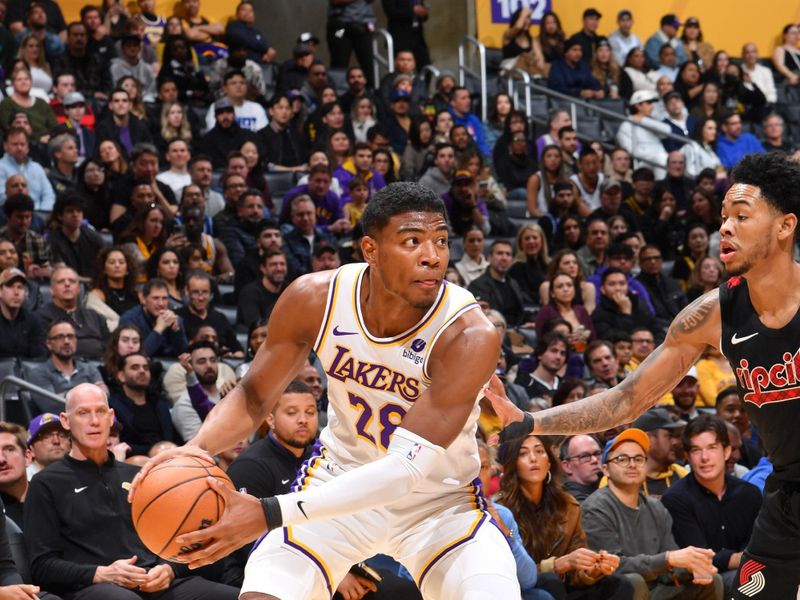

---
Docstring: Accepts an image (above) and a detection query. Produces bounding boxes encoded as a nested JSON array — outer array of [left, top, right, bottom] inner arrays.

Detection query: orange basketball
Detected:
[[131, 455, 235, 561]]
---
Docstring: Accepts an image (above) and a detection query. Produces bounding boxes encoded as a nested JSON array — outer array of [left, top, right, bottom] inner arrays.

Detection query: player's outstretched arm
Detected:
[[486, 290, 721, 437]]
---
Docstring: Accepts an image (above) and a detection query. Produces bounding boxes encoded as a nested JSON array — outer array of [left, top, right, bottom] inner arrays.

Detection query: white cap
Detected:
[[629, 89, 659, 105]]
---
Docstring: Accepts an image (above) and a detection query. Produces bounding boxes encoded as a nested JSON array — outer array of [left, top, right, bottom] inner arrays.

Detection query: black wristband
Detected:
[[260, 496, 283, 531], [499, 411, 535, 445]]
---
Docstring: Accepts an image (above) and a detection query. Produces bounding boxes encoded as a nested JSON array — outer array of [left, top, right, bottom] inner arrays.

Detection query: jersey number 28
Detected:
[[349, 392, 406, 450]]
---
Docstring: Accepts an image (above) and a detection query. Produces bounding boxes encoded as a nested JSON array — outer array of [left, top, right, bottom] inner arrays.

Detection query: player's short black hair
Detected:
[[730, 152, 800, 224], [360, 182, 447, 237], [682, 413, 730, 449]]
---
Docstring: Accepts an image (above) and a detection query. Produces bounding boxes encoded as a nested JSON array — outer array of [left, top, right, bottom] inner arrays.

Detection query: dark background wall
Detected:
[[258, 0, 468, 75]]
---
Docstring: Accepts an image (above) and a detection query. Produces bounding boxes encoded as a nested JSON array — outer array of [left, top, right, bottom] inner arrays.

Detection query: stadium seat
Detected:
[[577, 116, 603, 141], [506, 200, 528, 219], [531, 95, 549, 119], [265, 172, 297, 199], [216, 305, 237, 327], [6, 517, 31, 583], [327, 68, 349, 96]]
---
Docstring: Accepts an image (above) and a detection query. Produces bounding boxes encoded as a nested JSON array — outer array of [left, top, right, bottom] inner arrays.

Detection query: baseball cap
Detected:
[[293, 43, 313, 58], [583, 8, 602, 19], [214, 97, 234, 114], [0, 267, 26, 287], [602, 428, 649, 463], [297, 32, 320, 45], [629, 89, 659, 105], [64, 92, 86, 107], [390, 89, 411, 102], [312, 242, 337, 258], [453, 169, 474, 184], [601, 177, 622, 193], [121, 32, 142, 44], [27, 413, 66, 446], [632, 407, 687, 432], [663, 90, 682, 103], [661, 14, 681, 28]]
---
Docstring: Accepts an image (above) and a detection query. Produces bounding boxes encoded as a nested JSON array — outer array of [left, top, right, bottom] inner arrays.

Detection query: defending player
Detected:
[[131, 183, 519, 600], [485, 152, 800, 599]]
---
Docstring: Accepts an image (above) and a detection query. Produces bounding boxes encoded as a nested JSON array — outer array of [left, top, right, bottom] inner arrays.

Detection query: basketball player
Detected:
[[485, 151, 800, 599], [131, 183, 519, 600]]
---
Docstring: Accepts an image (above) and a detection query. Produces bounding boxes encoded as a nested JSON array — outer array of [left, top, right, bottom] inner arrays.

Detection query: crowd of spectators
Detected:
[[0, 0, 784, 598]]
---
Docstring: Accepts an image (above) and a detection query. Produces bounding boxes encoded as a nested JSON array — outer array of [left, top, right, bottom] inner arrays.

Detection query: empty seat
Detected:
[[265, 172, 297, 198], [506, 200, 528, 219], [327, 68, 349, 96], [531, 95, 549, 119], [577, 116, 602, 141], [216, 305, 237, 327]]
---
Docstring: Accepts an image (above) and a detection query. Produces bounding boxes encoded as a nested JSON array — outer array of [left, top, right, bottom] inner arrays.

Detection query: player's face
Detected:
[[363, 211, 449, 310], [269, 392, 318, 450], [720, 184, 793, 276], [686, 431, 729, 485]]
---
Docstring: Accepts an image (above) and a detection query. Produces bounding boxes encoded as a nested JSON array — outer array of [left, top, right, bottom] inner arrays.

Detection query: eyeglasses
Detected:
[[566, 450, 602, 463], [36, 430, 68, 442], [640, 255, 662, 262], [607, 454, 647, 467], [48, 333, 77, 341]]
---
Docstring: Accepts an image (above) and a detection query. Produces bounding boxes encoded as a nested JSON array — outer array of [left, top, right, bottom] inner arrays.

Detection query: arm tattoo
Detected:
[[534, 292, 718, 435]]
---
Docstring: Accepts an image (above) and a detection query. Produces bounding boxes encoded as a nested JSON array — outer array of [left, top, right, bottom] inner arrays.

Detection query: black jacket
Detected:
[[0, 307, 46, 359], [223, 434, 313, 587], [468, 271, 529, 326], [108, 389, 181, 455], [24, 454, 162, 594], [494, 150, 538, 190], [52, 52, 111, 98], [635, 271, 688, 323], [591, 293, 657, 341], [197, 123, 259, 170], [94, 114, 153, 160]]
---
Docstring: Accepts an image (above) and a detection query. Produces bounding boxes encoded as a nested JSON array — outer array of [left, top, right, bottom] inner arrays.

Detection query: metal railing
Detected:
[[420, 64, 442, 98], [505, 73, 694, 170], [0, 376, 64, 422], [372, 29, 394, 90], [458, 36, 488, 121]]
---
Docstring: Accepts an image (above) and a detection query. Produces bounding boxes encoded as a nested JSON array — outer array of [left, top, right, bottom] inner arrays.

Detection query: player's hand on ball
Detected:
[[128, 445, 214, 503], [482, 374, 524, 427], [172, 477, 267, 568]]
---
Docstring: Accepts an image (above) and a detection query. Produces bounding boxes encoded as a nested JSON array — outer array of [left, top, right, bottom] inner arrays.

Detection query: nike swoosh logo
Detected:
[[333, 326, 357, 336], [731, 332, 759, 345], [281, 478, 290, 484], [74, 486, 87, 493], [297, 500, 309, 519]]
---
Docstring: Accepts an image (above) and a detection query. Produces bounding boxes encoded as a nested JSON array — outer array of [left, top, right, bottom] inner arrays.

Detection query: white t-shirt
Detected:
[[156, 170, 191, 199], [205, 99, 269, 132]]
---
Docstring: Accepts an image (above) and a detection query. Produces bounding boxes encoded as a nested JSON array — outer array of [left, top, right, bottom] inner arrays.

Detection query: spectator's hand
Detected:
[[171, 479, 266, 568], [94, 92, 109, 101], [611, 291, 632, 314], [580, 89, 595, 99], [218, 378, 238, 398], [93, 556, 149, 588], [0, 584, 40, 599], [557, 548, 600, 573], [154, 310, 174, 334], [789, 73, 800, 86], [140, 564, 175, 593], [482, 374, 525, 433], [412, 4, 428, 18], [166, 233, 187, 247], [595, 550, 620, 575], [328, 218, 352, 235], [223, 350, 246, 359], [666, 547, 716, 582], [179, 353, 193, 374], [111, 442, 131, 462], [659, 204, 673, 220], [336, 573, 377, 600]]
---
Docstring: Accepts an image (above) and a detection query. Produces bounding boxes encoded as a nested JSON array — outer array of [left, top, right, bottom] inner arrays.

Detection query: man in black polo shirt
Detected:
[[177, 271, 243, 357], [236, 248, 287, 328], [24, 383, 238, 600], [468, 240, 529, 326], [662, 415, 762, 597], [223, 381, 318, 587]]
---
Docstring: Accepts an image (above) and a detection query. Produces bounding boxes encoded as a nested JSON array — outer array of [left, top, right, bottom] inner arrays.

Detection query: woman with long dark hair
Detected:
[[538, 11, 566, 65], [88, 247, 140, 327], [146, 246, 185, 309], [673, 61, 704, 108], [483, 92, 514, 155], [401, 115, 434, 181], [539, 249, 595, 313], [496, 435, 632, 599], [535, 271, 595, 344], [640, 189, 685, 261], [682, 117, 723, 177], [76, 159, 113, 231], [671, 222, 711, 290], [372, 148, 397, 184], [552, 215, 585, 253], [119, 204, 172, 281], [527, 144, 565, 218], [689, 81, 722, 121]]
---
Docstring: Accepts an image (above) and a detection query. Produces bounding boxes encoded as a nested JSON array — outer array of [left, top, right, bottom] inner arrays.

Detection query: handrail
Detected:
[[506, 67, 532, 118], [0, 376, 64, 422], [420, 64, 442, 98], [512, 76, 693, 146], [371, 29, 394, 90], [458, 35, 488, 121]]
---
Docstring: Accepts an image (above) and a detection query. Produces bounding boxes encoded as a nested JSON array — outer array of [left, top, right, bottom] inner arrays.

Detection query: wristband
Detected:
[[260, 496, 283, 531], [499, 411, 535, 445]]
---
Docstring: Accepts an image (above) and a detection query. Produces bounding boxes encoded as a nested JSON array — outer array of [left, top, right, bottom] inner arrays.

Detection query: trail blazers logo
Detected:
[[737, 560, 766, 597]]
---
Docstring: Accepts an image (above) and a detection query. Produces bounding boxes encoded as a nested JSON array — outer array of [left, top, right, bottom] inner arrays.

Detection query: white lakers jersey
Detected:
[[313, 263, 485, 495]]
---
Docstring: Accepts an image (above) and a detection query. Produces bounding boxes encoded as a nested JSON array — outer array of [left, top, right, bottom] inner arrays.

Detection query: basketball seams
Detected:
[[132, 473, 213, 526], [156, 487, 215, 557]]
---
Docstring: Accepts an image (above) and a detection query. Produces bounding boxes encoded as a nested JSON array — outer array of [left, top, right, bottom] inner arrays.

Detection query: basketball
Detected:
[[131, 455, 235, 561]]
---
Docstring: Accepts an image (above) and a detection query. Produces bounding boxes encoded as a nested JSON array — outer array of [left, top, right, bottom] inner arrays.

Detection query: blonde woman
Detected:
[[16, 34, 52, 95], [509, 223, 549, 299]]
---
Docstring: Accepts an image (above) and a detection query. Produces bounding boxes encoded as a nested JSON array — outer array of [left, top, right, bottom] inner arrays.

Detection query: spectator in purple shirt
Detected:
[[280, 164, 351, 235]]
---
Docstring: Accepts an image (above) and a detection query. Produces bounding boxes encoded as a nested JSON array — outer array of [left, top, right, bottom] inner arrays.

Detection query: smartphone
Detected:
[[350, 562, 383, 585]]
